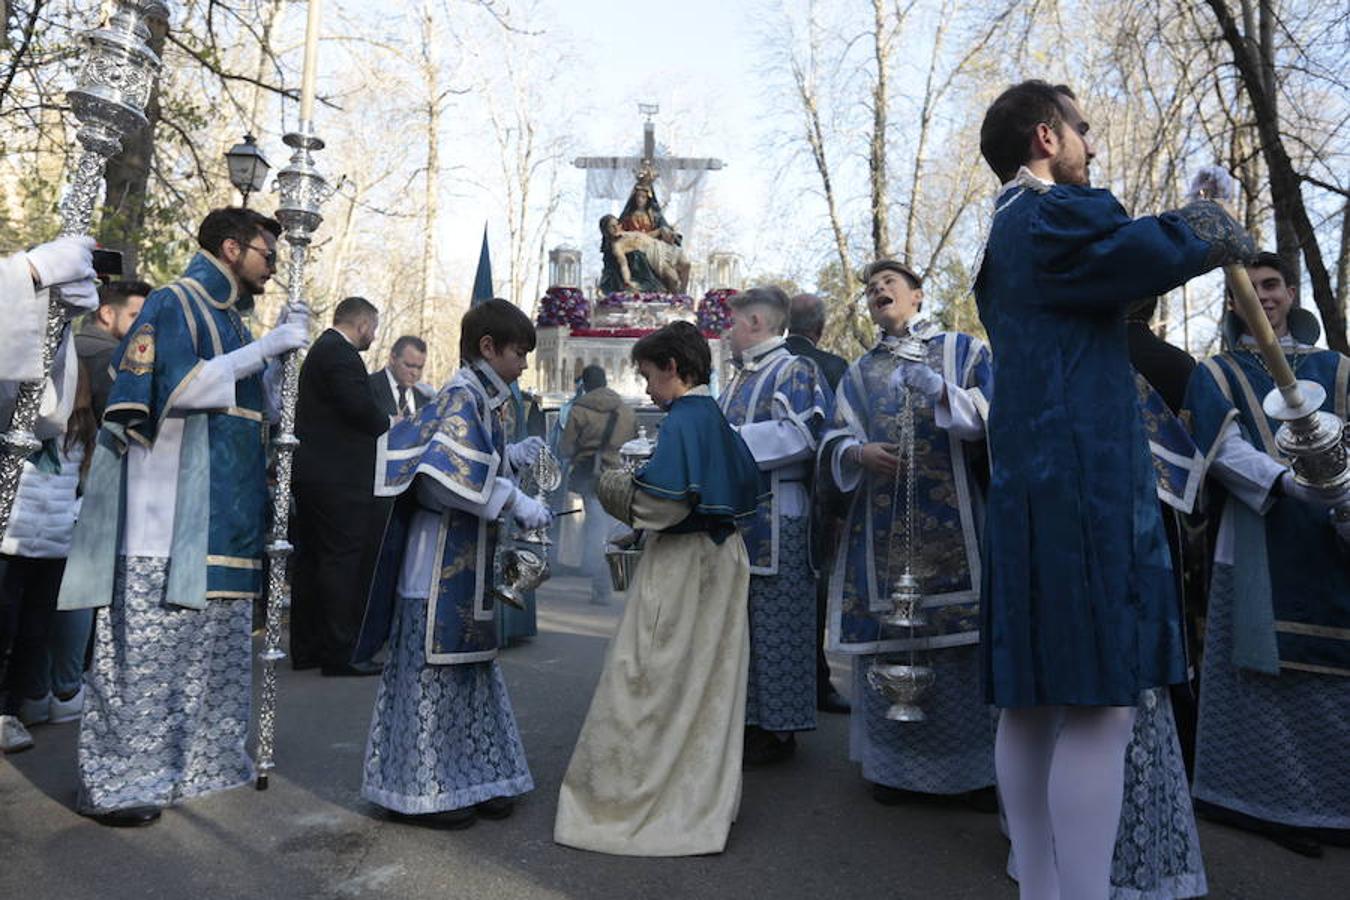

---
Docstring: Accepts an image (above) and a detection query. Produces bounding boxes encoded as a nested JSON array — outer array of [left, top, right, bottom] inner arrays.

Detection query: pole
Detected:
[[0, 1, 170, 537], [256, 0, 332, 790]]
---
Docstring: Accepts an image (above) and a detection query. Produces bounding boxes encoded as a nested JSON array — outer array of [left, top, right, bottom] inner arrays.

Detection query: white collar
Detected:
[[997, 166, 1054, 198], [1238, 334, 1302, 350], [467, 360, 512, 410], [685, 384, 712, 398], [736, 335, 787, 371], [328, 326, 356, 347]]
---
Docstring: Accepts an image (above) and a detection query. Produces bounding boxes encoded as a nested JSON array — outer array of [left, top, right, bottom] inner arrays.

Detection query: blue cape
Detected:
[[634, 390, 765, 544]]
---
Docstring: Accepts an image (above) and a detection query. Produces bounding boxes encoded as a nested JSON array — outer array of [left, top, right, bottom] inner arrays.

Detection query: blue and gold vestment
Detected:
[[356, 363, 509, 665], [825, 331, 991, 656], [59, 252, 267, 611]]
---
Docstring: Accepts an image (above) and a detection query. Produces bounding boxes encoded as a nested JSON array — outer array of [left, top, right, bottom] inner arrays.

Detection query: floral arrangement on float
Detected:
[[535, 286, 590, 328], [697, 288, 737, 335]]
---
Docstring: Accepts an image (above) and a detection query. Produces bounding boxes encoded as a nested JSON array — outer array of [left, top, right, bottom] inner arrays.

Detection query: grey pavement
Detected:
[[1, 575, 1345, 899]]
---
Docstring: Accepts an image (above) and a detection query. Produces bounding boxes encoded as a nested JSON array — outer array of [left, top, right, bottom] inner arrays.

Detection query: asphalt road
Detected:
[[1, 575, 1345, 899]]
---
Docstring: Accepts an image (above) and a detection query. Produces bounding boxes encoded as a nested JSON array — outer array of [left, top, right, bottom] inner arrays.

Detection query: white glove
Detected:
[[274, 300, 312, 327], [511, 491, 552, 529], [25, 235, 96, 287], [51, 279, 100, 314], [1279, 471, 1349, 514], [889, 361, 943, 401], [507, 436, 545, 471], [255, 320, 310, 359]]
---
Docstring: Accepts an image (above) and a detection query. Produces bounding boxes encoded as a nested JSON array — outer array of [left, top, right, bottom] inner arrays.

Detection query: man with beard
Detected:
[[974, 81, 1252, 898], [56, 208, 309, 826], [291, 296, 391, 675]]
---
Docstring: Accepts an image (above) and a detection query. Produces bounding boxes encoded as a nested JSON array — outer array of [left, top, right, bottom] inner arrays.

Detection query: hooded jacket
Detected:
[[559, 385, 637, 480]]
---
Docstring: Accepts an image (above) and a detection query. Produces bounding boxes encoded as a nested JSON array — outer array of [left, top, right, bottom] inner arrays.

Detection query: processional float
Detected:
[[257, 0, 341, 790], [0, 0, 170, 538]]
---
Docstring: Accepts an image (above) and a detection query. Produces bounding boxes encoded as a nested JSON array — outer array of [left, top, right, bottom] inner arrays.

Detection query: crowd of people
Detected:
[[0, 78, 1347, 899]]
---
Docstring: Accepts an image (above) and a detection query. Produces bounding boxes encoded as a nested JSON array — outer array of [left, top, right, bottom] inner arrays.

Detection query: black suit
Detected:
[[369, 368, 430, 418], [1127, 319, 1202, 774], [785, 333, 848, 391], [290, 329, 391, 668]]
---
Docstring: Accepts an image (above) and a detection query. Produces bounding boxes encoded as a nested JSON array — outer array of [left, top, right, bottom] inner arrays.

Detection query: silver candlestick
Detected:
[[0, 0, 169, 538], [255, 125, 336, 790]]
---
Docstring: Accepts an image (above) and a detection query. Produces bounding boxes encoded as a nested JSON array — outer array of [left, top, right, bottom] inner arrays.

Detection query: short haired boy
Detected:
[[353, 298, 551, 829], [720, 286, 834, 764]]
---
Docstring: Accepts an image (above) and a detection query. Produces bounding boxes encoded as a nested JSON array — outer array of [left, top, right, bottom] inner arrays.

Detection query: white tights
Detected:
[[995, 705, 1137, 900]]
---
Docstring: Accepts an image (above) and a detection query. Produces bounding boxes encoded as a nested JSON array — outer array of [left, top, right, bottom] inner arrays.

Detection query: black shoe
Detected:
[[868, 783, 950, 807], [1195, 799, 1324, 858], [817, 686, 851, 714], [1307, 827, 1350, 848], [389, 807, 477, 830], [963, 786, 999, 814], [474, 797, 516, 820], [870, 783, 919, 806], [291, 659, 319, 671], [744, 730, 796, 767], [89, 806, 161, 828], [321, 660, 383, 677]]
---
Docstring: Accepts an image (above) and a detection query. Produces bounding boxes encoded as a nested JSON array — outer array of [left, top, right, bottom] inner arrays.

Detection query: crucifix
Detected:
[[573, 102, 725, 189]]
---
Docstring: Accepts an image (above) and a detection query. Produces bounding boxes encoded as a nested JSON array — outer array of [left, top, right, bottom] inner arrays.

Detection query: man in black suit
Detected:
[[1126, 297, 1204, 776], [370, 335, 431, 418], [291, 296, 392, 676], [786, 293, 850, 714], [786, 293, 848, 390]]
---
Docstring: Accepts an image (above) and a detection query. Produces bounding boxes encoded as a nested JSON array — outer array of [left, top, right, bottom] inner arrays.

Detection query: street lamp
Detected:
[[224, 133, 270, 207]]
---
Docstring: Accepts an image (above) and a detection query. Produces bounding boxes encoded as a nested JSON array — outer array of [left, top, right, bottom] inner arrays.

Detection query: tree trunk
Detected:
[[96, 7, 169, 277], [1205, 0, 1347, 352], [418, 10, 441, 376], [868, 0, 889, 259]]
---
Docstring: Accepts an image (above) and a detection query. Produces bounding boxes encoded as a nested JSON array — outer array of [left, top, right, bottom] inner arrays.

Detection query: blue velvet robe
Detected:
[[58, 252, 267, 612], [975, 178, 1249, 707], [823, 331, 992, 656], [1185, 345, 1350, 675], [355, 364, 509, 666]]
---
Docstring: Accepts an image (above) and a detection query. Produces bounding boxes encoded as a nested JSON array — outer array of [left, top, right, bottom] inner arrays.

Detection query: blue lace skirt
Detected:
[[850, 647, 995, 794], [78, 556, 254, 813], [1193, 564, 1350, 828], [745, 516, 817, 732], [362, 594, 533, 814]]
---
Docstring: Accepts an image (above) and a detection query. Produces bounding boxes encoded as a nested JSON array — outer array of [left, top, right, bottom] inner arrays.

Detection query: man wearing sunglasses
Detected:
[[56, 207, 309, 827]]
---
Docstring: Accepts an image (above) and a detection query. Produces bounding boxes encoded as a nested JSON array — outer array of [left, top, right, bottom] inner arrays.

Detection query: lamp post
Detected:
[[225, 133, 271, 207]]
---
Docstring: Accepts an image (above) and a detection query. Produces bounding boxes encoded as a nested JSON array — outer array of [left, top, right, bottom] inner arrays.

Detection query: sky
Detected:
[[436, 0, 784, 296]]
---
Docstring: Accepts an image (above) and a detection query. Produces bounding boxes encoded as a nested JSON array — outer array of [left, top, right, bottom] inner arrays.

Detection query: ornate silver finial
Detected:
[[0, 0, 171, 539]]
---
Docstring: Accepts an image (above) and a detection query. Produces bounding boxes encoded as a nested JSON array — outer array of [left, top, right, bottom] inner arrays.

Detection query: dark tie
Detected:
[[397, 384, 409, 415]]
